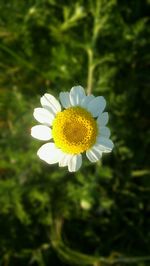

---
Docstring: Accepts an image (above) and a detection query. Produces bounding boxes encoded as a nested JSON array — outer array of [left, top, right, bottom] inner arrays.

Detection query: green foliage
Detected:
[[0, 0, 150, 265]]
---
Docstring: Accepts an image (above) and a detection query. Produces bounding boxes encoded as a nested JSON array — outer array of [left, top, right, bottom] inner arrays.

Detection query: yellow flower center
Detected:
[[52, 107, 98, 154]]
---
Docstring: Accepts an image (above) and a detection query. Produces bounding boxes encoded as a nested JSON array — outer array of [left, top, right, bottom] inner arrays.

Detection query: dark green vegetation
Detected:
[[0, 0, 150, 265]]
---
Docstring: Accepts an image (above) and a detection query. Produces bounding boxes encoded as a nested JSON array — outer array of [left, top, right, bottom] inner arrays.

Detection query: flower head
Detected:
[[31, 86, 114, 172]]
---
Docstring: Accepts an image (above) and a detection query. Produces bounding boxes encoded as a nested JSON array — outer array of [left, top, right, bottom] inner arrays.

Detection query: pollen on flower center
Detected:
[[52, 107, 98, 154]]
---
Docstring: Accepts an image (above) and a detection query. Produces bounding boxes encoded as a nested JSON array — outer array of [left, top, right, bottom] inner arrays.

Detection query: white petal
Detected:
[[37, 143, 62, 164], [69, 86, 86, 106], [40, 93, 61, 114], [33, 108, 55, 125], [81, 95, 95, 108], [97, 112, 109, 127], [99, 126, 111, 138], [68, 154, 82, 172], [87, 96, 106, 117], [59, 153, 72, 167], [86, 144, 102, 162], [31, 125, 52, 140], [96, 137, 114, 153], [59, 92, 71, 109]]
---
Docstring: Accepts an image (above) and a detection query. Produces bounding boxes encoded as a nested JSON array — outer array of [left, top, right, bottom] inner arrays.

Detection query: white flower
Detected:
[[31, 86, 114, 172]]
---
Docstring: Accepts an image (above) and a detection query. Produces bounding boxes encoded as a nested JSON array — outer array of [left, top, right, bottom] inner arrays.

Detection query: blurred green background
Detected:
[[0, 0, 150, 265]]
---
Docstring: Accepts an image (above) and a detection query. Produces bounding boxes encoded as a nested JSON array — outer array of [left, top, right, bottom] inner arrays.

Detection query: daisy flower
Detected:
[[31, 86, 114, 172]]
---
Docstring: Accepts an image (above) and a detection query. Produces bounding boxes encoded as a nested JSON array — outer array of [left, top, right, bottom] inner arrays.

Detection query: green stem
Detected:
[[0, 43, 47, 78], [87, 48, 94, 95], [51, 218, 150, 266], [86, 0, 101, 95]]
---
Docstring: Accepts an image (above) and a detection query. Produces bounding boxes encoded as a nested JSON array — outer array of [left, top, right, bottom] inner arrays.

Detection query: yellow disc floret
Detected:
[[52, 107, 98, 154]]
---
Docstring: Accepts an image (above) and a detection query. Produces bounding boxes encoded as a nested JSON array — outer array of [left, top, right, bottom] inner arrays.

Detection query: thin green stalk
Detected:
[[87, 48, 94, 95], [51, 217, 150, 266], [0, 43, 47, 78], [86, 0, 101, 95]]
